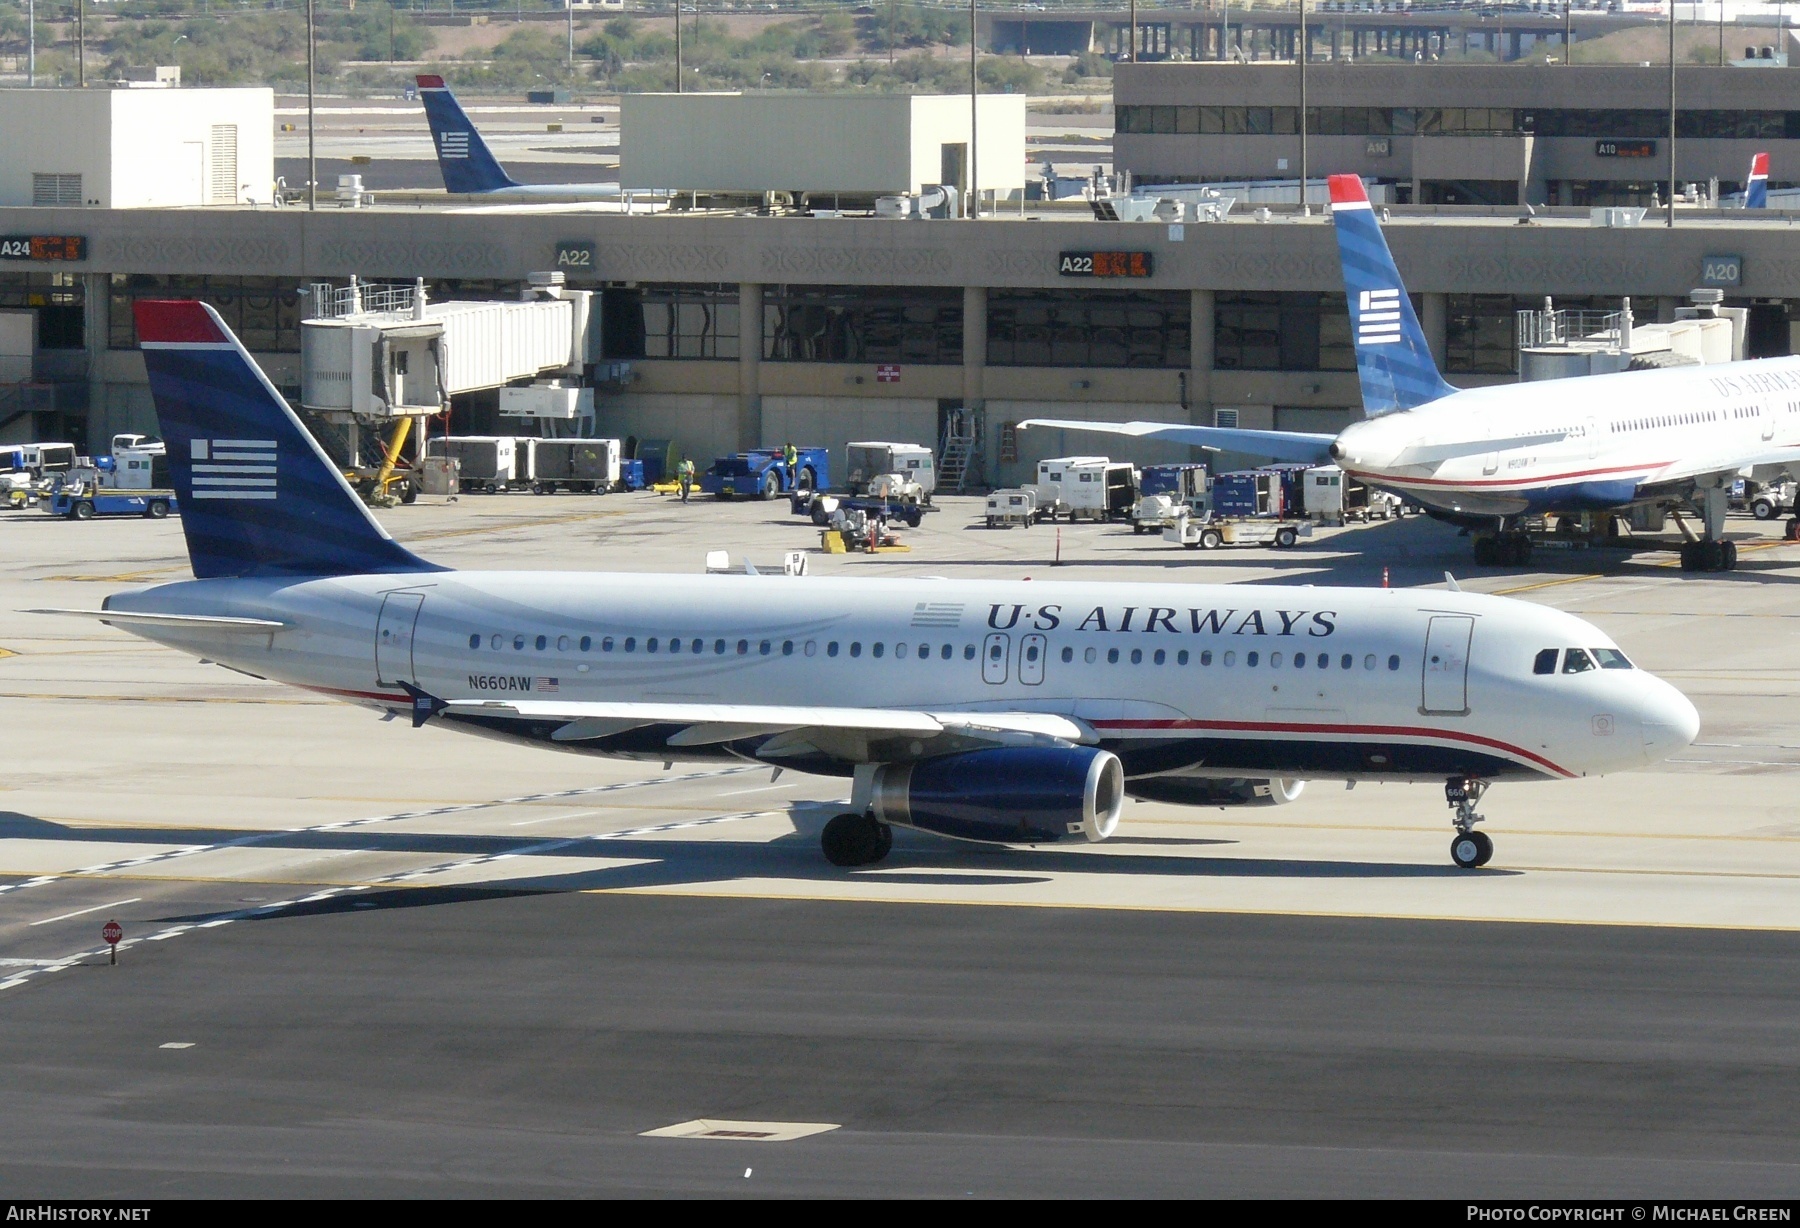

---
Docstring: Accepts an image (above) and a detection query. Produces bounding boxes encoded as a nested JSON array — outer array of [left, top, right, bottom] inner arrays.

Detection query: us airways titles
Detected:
[[1709, 367, 1800, 397], [988, 603, 1338, 637]]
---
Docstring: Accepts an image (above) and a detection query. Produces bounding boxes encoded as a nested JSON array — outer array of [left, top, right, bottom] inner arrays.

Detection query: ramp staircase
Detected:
[[938, 409, 985, 494]]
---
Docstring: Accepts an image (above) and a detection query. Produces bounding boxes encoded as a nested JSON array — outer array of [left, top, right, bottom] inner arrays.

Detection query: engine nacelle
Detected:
[[1125, 776, 1306, 808], [870, 746, 1124, 845]]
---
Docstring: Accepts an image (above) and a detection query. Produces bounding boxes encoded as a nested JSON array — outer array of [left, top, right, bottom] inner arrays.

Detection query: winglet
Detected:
[[398, 681, 448, 729], [1747, 152, 1770, 209]]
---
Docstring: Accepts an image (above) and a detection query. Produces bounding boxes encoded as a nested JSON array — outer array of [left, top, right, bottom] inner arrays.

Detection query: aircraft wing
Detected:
[[436, 698, 1096, 759], [1016, 418, 1337, 465]]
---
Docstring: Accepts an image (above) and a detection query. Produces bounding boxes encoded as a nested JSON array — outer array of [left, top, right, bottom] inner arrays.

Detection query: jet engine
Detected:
[[870, 746, 1124, 844], [1125, 776, 1306, 807]]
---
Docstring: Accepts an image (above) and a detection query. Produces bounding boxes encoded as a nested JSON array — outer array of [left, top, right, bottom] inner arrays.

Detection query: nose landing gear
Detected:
[[1445, 776, 1494, 869]]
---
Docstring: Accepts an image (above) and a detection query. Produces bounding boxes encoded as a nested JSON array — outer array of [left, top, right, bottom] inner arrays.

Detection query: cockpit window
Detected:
[[1592, 648, 1633, 670], [1561, 648, 1596, 674], [1533, 649, 1558, 675]]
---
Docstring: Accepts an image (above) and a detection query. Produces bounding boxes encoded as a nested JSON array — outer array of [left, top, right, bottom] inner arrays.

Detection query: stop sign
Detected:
[[102, 920, 122, 946]]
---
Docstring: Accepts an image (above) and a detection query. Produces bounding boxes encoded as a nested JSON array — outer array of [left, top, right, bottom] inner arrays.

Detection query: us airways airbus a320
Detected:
[[33, 300, 1698, 870], [1023, 173, 1800, 573]]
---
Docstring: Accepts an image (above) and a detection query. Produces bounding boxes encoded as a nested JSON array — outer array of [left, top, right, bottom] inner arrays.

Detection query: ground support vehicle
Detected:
[[426, 436, 532, 495], [703, 447, 829, 500], [1210, 469, 1289, 519], [1730, 476, 1797, 521], [985, 488, 1039, 529], [1031, 457, 1138, 522], [1302, 464, 1400, 524], [1163, 510, 1310, 550], [1131, 463, 1209, 533], [819, 504, 908, 553], [846, 442, 936, 501], [531, 438, 623, 494], [45, 483, 176, 521], [792, 490, 924, 529]]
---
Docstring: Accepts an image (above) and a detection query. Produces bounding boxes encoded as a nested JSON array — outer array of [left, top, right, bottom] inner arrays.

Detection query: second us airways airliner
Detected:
[[34, 301, 1698, 870], [1025, 173, 1800, 573]]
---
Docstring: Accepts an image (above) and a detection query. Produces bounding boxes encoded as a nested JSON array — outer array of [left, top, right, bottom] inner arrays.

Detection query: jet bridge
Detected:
[[298, 272, 597, 503]]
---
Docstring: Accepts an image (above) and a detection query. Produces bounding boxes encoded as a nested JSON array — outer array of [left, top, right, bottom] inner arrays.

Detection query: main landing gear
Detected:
[[1678, 539, 1737, 573], [1445, 777, 1494, 870], [821, 812, 893, 867], [1472, 531, 1532, 567]]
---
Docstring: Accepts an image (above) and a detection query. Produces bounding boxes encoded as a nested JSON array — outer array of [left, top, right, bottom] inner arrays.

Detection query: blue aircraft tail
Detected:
[[1747, 151, 1769, 209], [135, 300, 445, 580], [1328, 174, 1457, 416], [417, 74, 520, 194]]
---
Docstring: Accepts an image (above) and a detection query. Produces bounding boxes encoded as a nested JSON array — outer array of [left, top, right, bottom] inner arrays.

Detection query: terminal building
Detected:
[[1115, 63, 1800, 205], [1, 197, 1791, 486]]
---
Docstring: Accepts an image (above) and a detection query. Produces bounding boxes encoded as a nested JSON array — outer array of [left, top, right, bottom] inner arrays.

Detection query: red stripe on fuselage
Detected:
[[1089, 717, 1574, 778], [1342, 460, 1666, 491]]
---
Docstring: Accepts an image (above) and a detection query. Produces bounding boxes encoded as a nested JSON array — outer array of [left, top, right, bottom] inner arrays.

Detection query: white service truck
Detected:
[[1032, 457, 1138, 522], [846, 441, 936, 503], [1301, 465, 1401, 524]]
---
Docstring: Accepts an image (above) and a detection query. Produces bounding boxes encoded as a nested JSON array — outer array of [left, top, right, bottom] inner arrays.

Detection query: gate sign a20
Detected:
[[1702, 254, 1743, 288]]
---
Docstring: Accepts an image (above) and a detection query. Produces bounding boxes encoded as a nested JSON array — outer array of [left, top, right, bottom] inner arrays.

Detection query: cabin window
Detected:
[[1177, 649, 1189, 665], [1223, 651, 1236, 666], [941, 644, 952, 660], [580, 636, 592, 652], [1533, 648, 1558, 675], [1340, 654, 1351, 669], [805, 641, 817, 657], [557, 635, 570, 651], [1271, 652, 1284, 668], [1084, 647, 1097, 663], [646, 638, 659, 653], [1562, 648, 1596, 674], [714, 639, 726, 654], [1247, 651, 1260, 667], [828, 642, 839, 657], [1201, 650, 1213, 666], [896, 642, 909, 659], [624, 637, 636, 653], [1317, 653, 1329, 669], [1107, 648, 1120, 664], [490, 634, 503, 650], [964, 644, 976, 660], [603, 636, 615, 652], [514, 635, 526, 651], [851, 642, 863, 658], [1062, 646, 1074, 663], [1154, 649, 1166, 665], [917, 643, 929, 658], [1387, 654, 1401, 671], [1593, 648, 1633, 670], [783, 640, 795, 656], [1364, 654, 1376, 670], [468, 634, 480, 649], [536, 635, 548, 651], [759, 640, 771, 656], [1130, 648, 1142, 665], [873, 642, 886, 659], [669, 637, 681, 654]]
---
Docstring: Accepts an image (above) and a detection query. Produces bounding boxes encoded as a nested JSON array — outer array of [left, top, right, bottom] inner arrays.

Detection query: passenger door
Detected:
[[1421, 615, 1474, 716], [375, 591, 426, 687], [982, 632, 1011, 685], [1019, 633, 1046, 686]]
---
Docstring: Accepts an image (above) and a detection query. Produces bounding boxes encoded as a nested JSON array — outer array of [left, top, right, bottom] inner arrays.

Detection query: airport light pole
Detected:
[[1130, 0, 1137, 62], [1566, 0, 1573, 64], [676, 2, 683, 93], [26, 0, 33, 87], [1668, 0, 1676, 228], [1299, 0, 1308, 215], [969, 0, 978, 218], [307, 0, 316, 211], [77, 0, 84, 87]]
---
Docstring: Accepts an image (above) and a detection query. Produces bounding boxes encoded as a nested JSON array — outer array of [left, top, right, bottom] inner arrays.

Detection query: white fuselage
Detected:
[[103, 572, 1697, 785], [1334, 355, 1800, 517]]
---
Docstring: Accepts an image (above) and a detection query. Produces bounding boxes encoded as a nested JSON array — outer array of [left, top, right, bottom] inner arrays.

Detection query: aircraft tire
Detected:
[[821, 812, 888, 867], [1723, 540, 1739, 570], [1451, 831, 1487, 870]]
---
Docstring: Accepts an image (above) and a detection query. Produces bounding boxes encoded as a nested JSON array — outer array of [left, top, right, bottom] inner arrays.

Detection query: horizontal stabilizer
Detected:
[[25, 608, 289, 631], [1017, 418, 1336, 466]]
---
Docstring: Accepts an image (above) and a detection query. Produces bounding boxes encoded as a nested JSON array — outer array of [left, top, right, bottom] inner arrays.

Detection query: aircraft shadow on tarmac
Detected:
[[0, 801, 1514, 935], [915, 514, 1800, 586]]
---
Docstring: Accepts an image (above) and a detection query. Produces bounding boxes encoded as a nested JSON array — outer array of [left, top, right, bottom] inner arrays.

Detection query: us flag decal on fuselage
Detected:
[[190, 438, 277, 500], [1357, 288, 1403, 346], [535, 677, 559, 693]]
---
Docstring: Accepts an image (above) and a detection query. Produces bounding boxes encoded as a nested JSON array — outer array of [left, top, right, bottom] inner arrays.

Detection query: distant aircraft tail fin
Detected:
[[1747, 152, 1770, 209], [416, 74, 520, 194], [134, 300, 446, 580], [1328, 174, 1457, 416]]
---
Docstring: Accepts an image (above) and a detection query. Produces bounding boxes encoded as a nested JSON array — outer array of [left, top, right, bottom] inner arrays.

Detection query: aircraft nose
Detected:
[[1640, 683, 1700, 765]]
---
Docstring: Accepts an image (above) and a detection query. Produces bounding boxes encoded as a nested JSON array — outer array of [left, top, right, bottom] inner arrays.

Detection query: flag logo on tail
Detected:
[[439, 131, 470, 159], [1356, 289, 1403, 346], [190, 438, 276, 501]]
